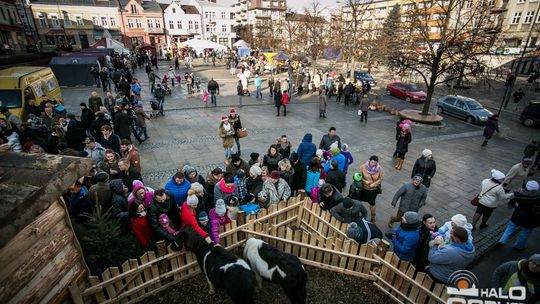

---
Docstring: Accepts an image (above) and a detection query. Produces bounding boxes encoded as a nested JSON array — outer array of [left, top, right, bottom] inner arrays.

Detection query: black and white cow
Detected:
[[172, 229, 256, 304], [243, 238, 307, 304]]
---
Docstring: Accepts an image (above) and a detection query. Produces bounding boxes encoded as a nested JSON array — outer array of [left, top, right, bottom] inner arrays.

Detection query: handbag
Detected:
[[236, 128, 248, 138], [358, 109, 363, 116], [470, 184, 499, 206]]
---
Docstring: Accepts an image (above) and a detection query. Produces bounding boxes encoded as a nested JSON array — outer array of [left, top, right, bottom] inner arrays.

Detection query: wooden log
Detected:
[[355, 244, 367, 273], [0, 224, 72, 301], [410, 272, 426, 303], [186, 252, 197, 275], [285, 227, 294, 253], [399, 264, 416, 299], [148, 252, 161, 289], [300, 231, 310, 260], [331, 238, 342, 267], [167, 247, 181, 281], [155, 241, 171, 284], [88, 276, 106, 302], [428, 283, 446, 304], [373, 281, 410, 304], [416, 274, 433, 304], [346, 242, 359, 271], [339, 240, 351, 269], [378, 251, 393, 284], [295, 199, 305, 228], [392, 261, 410, 299], [139, 253, 154, 293], [120, 262, 134, 303], [292, 230, 301, 256], [0, 200, 65, 281], [40, 263, 85, 304], [302, 207, 348, 239], [364, 243, 375, 274], [110, 267, 125, 302], [129, 259, 145, 298]]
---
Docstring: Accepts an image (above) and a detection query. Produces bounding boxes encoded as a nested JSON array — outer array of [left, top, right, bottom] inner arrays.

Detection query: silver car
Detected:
[[436, 95, 493, 124]]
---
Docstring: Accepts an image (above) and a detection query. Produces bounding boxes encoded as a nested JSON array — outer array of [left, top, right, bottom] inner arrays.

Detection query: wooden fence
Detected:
[[75, 196, 448, 304]]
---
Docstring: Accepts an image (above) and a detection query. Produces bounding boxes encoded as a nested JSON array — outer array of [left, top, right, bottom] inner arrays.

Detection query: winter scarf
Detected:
[[364, 161, 381, 175], [219, 179, 235, 193]]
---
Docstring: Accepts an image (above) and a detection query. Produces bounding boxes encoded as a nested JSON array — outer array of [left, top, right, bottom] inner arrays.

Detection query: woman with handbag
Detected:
[[228, 108, 243, 155], [359, 155, 384, 222], [471, 169, 509, 230], [218, 115, 235, 163]]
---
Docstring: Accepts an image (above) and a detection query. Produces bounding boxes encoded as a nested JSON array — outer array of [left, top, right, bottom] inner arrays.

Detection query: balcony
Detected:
[[64, 23, 94, 30], [147, 28, 164, 34]]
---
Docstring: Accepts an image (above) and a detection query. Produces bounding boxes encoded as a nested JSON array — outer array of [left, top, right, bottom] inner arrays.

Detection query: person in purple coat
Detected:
[[208, 199, 231, 244]]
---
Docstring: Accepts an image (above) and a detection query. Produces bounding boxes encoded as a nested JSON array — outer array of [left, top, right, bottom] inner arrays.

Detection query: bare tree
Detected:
[[393, 0, 499, 115], [337, 0, 373, 72], [283, 9, 301, 54], [301, 1, 327, 69]]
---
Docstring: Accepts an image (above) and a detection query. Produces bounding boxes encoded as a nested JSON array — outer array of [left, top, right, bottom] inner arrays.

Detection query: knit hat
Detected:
[[221, 115, 228, 122], [190, 182, 204, 194], [422, 149, 432, 157], [95, 171, 109, 183], [451, 214, 467, 227], [316, 149, 323, 158], [158, 214, 169, 225], [290, 152, 299, 162], [330, 147, 340, 156], [318, 179, 325, 186], [250, 165, 262, 176], [186, 194, 199, 207], [229, 108, 237, 115], [526, 180, 539, 191], [523, 158, 534, 165], [342, 197, 354, 209], [491, 169, 505, 180], [197, 211, 209, 222], [137, 100, 143, 107], [341, 144, 349, 152], [353, 173, 362, 182], [412, 175, 423, 181], [270, 170, 280, 179], [183, 165, 197, 177], [346, 222, 359, 238], [231, 153, 241, 163], [403, 211, 419, 224], [529, 253, 540, 264], [215, 199, 226, 216]]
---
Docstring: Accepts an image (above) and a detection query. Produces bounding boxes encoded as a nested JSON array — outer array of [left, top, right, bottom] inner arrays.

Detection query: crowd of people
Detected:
[[1, 50, 539, 301]]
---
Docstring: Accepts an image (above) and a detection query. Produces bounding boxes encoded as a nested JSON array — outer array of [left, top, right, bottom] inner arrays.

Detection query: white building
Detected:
[[192, 0, 236, 47], [232, 0, 287, 47], [161, 1, 202, 48]]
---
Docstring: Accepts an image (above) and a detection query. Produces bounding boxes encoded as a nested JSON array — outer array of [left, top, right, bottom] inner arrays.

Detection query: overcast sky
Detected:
[[220, 0, 340, 12]]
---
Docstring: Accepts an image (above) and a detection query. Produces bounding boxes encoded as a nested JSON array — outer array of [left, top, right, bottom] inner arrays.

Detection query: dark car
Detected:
[[354, 71, 377, 86], [520, 101, 540, 127], [386, 82, 427, 103], [436, 95, 493, 124]]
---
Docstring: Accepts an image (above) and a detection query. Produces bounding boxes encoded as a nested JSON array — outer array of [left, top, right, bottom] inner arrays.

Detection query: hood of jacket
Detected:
[[132, 181, 146, 195], [302, 133, 313, 143], [110, 179, 125, 194], [219, 179, 235, 193]]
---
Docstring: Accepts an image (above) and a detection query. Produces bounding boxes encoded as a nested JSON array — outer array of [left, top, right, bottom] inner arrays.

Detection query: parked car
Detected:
[[436, 95, 493, 124], [386, 82, 427, 103], [354, 71, 377, 86], [519, 101, 540, 127]]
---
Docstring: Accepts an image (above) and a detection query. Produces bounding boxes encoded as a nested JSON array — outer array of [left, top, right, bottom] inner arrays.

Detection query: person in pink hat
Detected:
[[218, 114, 235, 163]]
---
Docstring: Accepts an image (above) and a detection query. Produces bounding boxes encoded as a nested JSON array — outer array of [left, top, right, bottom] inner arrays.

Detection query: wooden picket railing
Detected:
[[74, 195, 448, 304]]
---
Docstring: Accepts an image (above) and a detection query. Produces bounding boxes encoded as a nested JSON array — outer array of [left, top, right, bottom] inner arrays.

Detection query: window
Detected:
[[130, 4, 137, 14], [488, 0, 496, 6], [194, 21, 199, 29], [92, 16, 98, 25], [0, 8, 5, 20], [205, 12, 209, 19], [155, 19, 161, 28], [512, 12, 522, 24], [50, 15, 60, 27], [206, 24, 211, 32], [230, 13, 234, 19], [222, 24, 226, 32], [376, 8, 386, 14], [128, 19, 134, 28], [188, 20, 193, 29], [101, 16, 107, 26], [136, 18, 142, 28], [38, 13, 47, 26], [172, 8, 176, 13], [455, 100, 467, 110], [231, 25, 234, 32], [147, 19, 153, 28], [524, 11, 534, 23], [177, 20, 182, 29], [169, 20, 174, 29], [465, 0, 473, 8], [110, 17, 116, 26], [430, 26, 440, 32], [63, 12, 71, 25], [211, 12, 215, 19], [517, 0, 526, 3], [76, 15, 83, 25], [221, 12, 226, 19]]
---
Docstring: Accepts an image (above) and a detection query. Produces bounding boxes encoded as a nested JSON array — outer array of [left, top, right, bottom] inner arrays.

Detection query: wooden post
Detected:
[[155, 241, 171, 284], [237, 210, 246, 242]]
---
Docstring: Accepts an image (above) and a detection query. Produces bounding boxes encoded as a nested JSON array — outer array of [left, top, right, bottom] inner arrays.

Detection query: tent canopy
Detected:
[[273, 52, 290, 60], [91, 37, 130, 54], [237, 47, 251, 57], [233, 40, 250, 48], [183, 39, 227, 53], [49, 56, 99, 86]]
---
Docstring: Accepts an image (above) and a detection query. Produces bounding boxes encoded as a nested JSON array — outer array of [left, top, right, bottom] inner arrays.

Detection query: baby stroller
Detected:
[[150, 100, 161, 118]]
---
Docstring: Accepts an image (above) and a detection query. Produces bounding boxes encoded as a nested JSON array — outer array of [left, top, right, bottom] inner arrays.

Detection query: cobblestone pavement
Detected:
[[60, 59, 539, 277]]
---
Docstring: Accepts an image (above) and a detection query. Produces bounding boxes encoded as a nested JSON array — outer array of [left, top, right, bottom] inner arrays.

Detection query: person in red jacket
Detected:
[[130, 199, 154, 250], [181, 190, 212, 242], [281, 90, 290, 116]]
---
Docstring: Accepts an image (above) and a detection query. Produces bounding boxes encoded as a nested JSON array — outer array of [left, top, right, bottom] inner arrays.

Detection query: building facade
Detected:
[[0, 0, 25, 52], [233, 0, 286, 48], [16, 0, 38, 45], [119, 0, 164, 49], [30, 0, 121, 49], [162, 1, 201, 48], [191, 0, 236, 47], [498, 0, 540, 48]]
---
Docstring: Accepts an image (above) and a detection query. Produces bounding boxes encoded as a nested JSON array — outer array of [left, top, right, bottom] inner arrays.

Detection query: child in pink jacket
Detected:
[[208, 199, 231, 244]]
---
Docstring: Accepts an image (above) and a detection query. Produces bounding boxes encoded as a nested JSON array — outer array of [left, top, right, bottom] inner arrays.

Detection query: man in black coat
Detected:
[[318, 183, 343, 210], [99, 124, 121, 155], [113, 105, 132, 142], [148, 189, 181, 243], [290, 152, 307, 196], [411, 149, 437, 188], [118, 158, 141, 192], [65, 119, 87, 151]]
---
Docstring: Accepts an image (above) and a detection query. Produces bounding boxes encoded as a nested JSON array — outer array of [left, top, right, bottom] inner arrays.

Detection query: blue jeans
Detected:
[[499, 220, 534, 249], [138, 126, 149, 139], [224, 147, 233, 158], [256, 86, 262, 98], [238, 95, 243, 107], [210, 90, 217, 106], [235, 138, 241, 152]]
